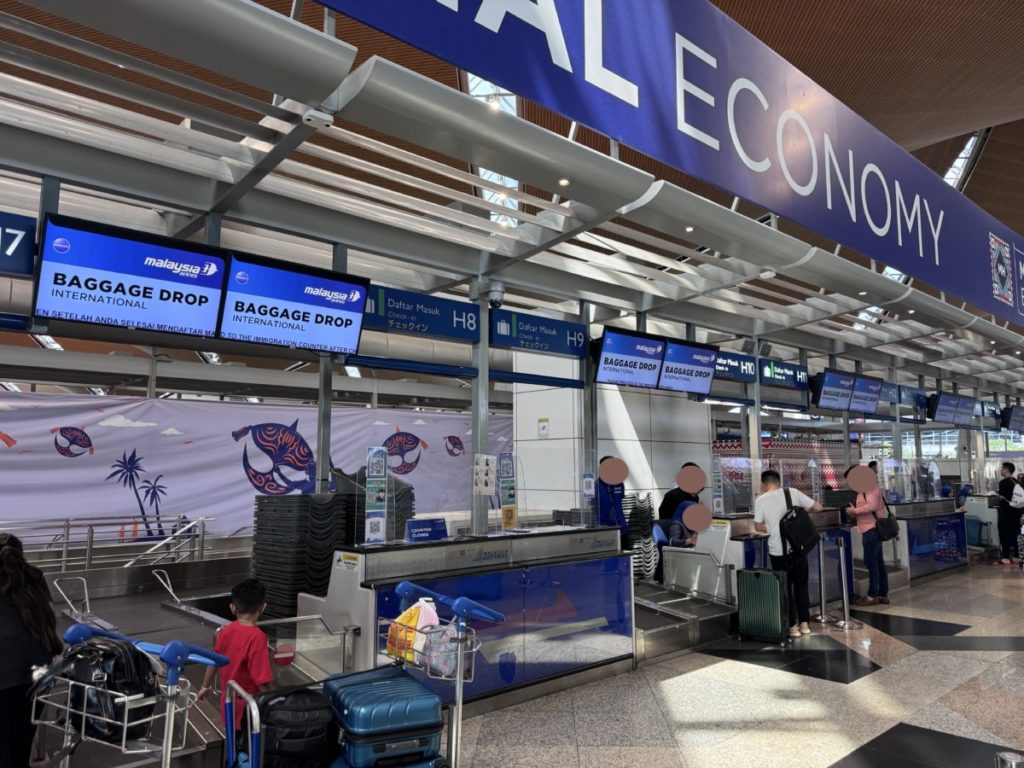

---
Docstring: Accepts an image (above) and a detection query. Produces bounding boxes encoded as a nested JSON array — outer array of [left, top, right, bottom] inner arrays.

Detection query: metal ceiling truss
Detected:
[[0, 1, 1022, 400]]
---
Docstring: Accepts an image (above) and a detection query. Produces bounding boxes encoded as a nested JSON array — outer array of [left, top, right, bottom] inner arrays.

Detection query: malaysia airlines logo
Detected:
[[636, 344, 662, 356], [144, 256, 217, 279], [304, 286, 362, 305]]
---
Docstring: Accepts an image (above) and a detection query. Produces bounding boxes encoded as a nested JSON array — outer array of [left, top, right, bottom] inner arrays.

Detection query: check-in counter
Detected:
[[851, 498, 966, 579], [715, 508, 853, 602], [320, 526, 632, 702], [891, 499, 966, 579], [963, 495, 998, 547]]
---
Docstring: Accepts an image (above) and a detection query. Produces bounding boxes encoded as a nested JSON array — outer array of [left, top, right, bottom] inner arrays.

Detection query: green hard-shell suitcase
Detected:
[[737, 569, 789, 645]]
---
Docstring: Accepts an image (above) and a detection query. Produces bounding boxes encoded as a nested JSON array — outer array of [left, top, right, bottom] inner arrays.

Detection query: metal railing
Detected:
[[0, 514, 250, 572]]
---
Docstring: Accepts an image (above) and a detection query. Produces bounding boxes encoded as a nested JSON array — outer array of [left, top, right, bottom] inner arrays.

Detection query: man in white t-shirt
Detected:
[[753, 469, 824, 638]]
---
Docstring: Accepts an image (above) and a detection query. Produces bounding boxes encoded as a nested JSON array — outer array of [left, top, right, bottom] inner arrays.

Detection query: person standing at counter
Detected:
[[753, 470, 822, 638], [994, 462, 1022, 565], [844, 467, 890, 606], [597, 456, 628, 545], [658, 462, 701, 519]]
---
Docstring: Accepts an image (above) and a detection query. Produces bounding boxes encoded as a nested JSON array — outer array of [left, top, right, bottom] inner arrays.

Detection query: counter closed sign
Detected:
[[35, 218, 224, 337], [490, 309, 587, 357], [220, 257, 367, 354], [363, 285, 479, 342]]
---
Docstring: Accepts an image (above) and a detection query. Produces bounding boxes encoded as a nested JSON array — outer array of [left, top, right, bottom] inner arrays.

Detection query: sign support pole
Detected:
[[316, 353, 333, 494], [471, 296, 491, 535], [747, 338, 762, 501], [580, 301, 597, 507]]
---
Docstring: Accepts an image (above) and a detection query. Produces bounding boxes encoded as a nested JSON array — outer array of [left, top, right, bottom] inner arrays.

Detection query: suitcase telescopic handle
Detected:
[[395, 581, 505, 623]]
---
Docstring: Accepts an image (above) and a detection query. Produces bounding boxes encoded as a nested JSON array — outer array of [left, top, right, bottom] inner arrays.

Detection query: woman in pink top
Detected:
[[844, 466, 890, 606]]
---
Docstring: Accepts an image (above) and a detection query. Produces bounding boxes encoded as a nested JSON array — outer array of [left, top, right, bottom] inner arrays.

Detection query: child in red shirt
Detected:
[[198, 578, 274, 738]]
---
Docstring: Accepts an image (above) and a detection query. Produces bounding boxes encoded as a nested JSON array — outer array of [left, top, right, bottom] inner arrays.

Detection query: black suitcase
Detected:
[[257, 687, 339, 768], [737, 569, 789, 645]]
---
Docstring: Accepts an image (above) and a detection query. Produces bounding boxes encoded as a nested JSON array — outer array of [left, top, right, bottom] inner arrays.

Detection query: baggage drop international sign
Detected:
[[319, 0, 1024, 326]]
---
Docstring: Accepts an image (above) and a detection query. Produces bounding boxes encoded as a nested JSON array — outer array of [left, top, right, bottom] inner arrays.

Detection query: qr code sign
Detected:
[[368, 520, 382, 535]]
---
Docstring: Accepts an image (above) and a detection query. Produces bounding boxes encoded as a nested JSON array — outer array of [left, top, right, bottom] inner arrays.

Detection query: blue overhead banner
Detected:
[[321, 0, 1024, 326], [363, 286, 480, 342], [714, 351, 757, 383], [490, 308, 587, 357], [0, 211, 35, 277], [759, 359, 808, 390]]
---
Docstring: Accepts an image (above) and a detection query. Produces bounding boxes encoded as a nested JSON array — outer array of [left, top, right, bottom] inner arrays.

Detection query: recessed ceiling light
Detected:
[[858, 291, 867, 296], [685, 226, 695, 233], [557, 178, 571, 187], [991, 340, 997, 345], [908, 309, 915, 314], [1016, 350, 1021, 355], [759, 269, 777, 280], [487, 96, 500, 112]]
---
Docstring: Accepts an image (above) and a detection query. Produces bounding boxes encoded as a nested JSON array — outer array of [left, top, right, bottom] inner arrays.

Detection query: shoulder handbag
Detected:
[[872, 497, 900, 541], [1010, 483, 1024, 509], [779, 488, 821, 556]]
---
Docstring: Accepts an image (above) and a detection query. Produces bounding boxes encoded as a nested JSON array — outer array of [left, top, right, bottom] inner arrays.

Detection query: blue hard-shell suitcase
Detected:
[[324, 666, 443, 768], [329, 757, 447, 768]]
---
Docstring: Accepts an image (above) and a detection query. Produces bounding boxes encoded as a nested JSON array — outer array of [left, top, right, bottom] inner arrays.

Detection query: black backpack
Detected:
[[256, 686, 339, 768], [779, 488, 820, 557], [32, 637, 160, 745]]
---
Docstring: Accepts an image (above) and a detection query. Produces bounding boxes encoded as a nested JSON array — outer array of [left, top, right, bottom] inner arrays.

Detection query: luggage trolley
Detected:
[[383, 581, 505, 768], [225, 581, 504, 768], [31, 623, 227, 768]]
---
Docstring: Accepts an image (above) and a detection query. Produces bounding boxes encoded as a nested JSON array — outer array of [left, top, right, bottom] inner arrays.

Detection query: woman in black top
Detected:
[[0, 533, 62, 767]]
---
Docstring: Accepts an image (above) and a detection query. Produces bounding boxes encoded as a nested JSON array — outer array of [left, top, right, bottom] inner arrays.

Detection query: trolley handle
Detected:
[[395, 581, 505, 623], [64, 622, 133, 645], [161, 640, 228, 686]]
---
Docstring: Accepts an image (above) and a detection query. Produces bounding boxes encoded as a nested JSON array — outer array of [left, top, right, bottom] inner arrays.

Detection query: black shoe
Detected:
[[878, 597, 890, 605]]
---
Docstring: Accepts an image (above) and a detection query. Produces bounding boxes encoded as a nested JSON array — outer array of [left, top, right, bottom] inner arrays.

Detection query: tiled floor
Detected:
[[463, 566, 1024, 767]]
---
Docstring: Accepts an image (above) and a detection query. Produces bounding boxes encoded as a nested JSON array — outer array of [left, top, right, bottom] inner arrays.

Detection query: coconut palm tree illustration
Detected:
[[106, 449, 154, 537], [140, 474, 168, 538]]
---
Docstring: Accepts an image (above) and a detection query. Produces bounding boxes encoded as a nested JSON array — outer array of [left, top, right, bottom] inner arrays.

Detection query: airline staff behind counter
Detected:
[[597, 456, 628, 547]]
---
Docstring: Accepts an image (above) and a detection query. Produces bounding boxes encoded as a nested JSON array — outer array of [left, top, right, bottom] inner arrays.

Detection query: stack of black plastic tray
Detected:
[[252, 495, 310, 618], [331, 467, 416, 544], [623, 492, 657, 579], [306, 493, 347, 596]]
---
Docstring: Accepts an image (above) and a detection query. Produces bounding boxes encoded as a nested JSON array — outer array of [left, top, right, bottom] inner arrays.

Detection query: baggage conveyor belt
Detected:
[[633, 581, 736, 661]]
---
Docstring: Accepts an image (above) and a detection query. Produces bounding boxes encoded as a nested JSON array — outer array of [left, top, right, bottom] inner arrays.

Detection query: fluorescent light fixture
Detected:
[[991, 341, 997, 345], [858, 291, 867, 296], [33, 334, 63, 351], [557, 178, 571, 187], [908, 309, 915, 314], [0, 382, 21, 392], [344, 366, 362, 378], [198, 351, 222, 364], [88, 387, 106, 396], [245, 396, 261, 404], [684, 225, 695, 233]]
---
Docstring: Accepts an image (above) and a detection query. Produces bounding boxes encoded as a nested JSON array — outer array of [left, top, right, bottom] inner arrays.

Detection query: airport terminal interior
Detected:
[[1, 1, 1024, 767]]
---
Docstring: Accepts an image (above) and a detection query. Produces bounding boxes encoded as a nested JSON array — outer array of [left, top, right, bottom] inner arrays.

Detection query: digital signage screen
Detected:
[[594, 328, 665, 389], [927, 392, 959, 423], [849, 375, 884, 414], [657, 341, 718, 395], [1006, 406, 1024, 432], [899, 386, 928, 410], [34, 215, 226, 337], [218, 255, 369, 354], [812, 369, 854, 410], [953, 396, 977, 427]]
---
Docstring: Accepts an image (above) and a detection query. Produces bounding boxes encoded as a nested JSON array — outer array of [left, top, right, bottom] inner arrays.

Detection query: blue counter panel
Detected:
[[906, 512, 967, 579], [376, 555, 633, 702]]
